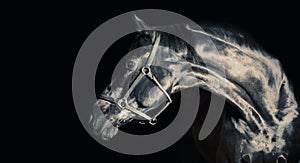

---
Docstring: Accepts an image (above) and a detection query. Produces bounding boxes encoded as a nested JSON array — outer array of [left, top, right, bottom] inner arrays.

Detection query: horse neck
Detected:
[[165, 44, 221, 96]]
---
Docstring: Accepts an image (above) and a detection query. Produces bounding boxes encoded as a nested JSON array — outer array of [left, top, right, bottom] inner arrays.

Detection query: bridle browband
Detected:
[[99, 34, 172, 125]]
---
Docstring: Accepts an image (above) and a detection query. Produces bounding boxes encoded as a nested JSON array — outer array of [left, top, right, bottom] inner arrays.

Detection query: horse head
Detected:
[[89, 28, 201, 140]]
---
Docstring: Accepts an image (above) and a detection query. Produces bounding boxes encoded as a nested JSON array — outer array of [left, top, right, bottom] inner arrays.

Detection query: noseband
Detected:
[[99, 34, 172, 125]]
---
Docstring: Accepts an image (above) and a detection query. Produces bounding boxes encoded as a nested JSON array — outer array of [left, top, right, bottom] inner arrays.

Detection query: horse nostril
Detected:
[[106, 86, 112, 92]]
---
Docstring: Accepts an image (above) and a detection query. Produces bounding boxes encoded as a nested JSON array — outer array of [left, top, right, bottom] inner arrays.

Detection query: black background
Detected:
[[4, 0, 299, 162]]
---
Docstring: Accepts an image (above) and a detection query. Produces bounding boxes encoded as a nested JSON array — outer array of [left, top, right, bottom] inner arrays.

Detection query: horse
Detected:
[[89, 15, 299, 162]]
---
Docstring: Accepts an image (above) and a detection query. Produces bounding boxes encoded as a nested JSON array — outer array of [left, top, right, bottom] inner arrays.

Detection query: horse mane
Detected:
[[202, 25, 262, 52], [130, 24, 274, 68]]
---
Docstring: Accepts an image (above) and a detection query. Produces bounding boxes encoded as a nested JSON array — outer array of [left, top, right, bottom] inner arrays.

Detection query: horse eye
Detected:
[[126, 61, 136, 70]]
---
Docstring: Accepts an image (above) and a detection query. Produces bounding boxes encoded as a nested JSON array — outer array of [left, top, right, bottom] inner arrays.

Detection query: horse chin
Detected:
[[90, 104, 120, 140], [100, 120, 119, 140], [91, 106, 137, 140], [99, 115, 134, 140]]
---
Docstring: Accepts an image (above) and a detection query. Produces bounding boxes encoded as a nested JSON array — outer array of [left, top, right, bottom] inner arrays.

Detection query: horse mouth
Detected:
[[89, 114, 115, 140], [98, 118, 119, 140], [90, 100, 136, 140], [90, 95, 167, 140]]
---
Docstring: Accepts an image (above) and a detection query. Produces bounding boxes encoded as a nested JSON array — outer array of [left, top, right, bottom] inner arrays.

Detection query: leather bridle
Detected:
[[99, 34, 172, 125]]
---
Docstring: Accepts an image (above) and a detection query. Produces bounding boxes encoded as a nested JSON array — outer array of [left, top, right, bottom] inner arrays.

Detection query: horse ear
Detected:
[[132, 13, 151, 31]]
